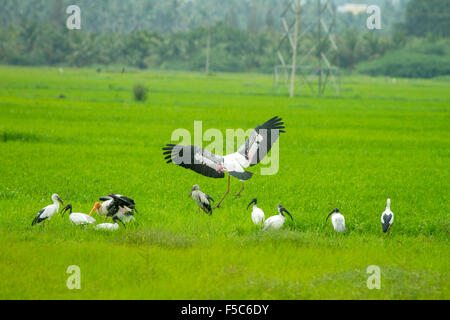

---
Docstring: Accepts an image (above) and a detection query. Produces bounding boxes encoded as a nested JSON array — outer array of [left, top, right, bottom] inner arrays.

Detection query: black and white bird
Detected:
[[163, 116, 285, 208], [263, 204, 293, 230], [89, 193, 136, 223], [326, 208, 346, 232], [94, 216, 125, 231], [247, 198, 265, 225], [381, 198, 394, 235], [189, 184, 214, 214], [31, 193, 64, 226], [61, 204, 96, 226]]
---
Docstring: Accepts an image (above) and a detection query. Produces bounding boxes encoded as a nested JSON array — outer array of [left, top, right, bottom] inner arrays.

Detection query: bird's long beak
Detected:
[[188, 190, 193, 198], [326, 210, 334, 221], [281, 208, 293, 220], [89, 206, 96, 216], [61, 205, 71, 217], [57, 196, 64, 206], [247, 199, 256, 210]]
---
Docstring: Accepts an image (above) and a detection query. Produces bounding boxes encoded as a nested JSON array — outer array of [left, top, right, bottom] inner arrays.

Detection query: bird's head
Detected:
[[89, 202, 101, 216], [52, 193, 64, 206], [61, 204, 73, 217], [247, 198, 257, 209], [326, 208, 339, 221], [278, 204, 293, 220], [189, 184, 199, 197]]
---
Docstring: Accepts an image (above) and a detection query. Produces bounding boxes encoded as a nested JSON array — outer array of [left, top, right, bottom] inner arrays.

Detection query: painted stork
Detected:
[[89, 193, 137, 223], [326, 208, 346, 232], [61, 204, 96, 226], [31, 193, 64, 226], [163, 116, 285, 208], [94, 216, 125, 231], [381, 198, 394, 235], [189, 184, 214, 214], [263, 204, 293, 231], [247, 198, 265, 225]]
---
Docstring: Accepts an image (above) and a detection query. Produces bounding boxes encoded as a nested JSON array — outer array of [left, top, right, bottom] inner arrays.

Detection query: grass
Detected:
[[0, 65, 448, 299]]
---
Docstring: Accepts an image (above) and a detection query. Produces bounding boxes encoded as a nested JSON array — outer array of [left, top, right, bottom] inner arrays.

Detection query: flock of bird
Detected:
[[31, 116, 395, 234], [31, 193, 137, 230], [165, 116, 394, 234]]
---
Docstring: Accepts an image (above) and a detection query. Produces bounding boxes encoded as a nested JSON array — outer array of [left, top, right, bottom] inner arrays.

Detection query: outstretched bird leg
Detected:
[[214, 175, 231, 209], [233, 182, 245, 199]]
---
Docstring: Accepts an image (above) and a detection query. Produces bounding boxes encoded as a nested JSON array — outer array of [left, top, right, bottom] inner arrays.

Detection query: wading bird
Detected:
[[94, 216, 125, 231], [247, 198, 265, 225], [326, 208, 346, 232], [31, 193, 64, 226], [381, 198, 394, 235], [263, 204, 293, 231], [189, 184, 214, 214], [163, 116, 285, 208], [61, 204, 96, 226], [89, 193, 137, 223]]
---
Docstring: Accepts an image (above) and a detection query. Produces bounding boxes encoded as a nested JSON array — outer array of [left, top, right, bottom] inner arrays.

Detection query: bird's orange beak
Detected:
[[89, 202, 100, 216]]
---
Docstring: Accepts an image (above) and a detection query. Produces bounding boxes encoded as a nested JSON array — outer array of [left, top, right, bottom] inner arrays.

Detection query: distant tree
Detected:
[[406, 0, 450, 37]]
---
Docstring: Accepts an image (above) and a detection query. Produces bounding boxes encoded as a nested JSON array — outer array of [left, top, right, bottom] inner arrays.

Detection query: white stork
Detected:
[[61, 204, 96, 226], [189, 184, 214, 214], [247, 198, 265, 225], [94, 216, 125, 231], [263, 204, 293, 231], [31, 193, 64, 226], [89, 193, 137, 223], [381, 198, 394, 235], [163, 116, 285, 208], [326, 208, 346, 232]]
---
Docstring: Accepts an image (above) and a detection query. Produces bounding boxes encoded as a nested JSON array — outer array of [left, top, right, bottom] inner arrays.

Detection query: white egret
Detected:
[[263, 204, 293, 231], [61, 204, 96, 226], [247, 198, 265, 225], [326, 208, 346, 232], [31, 193, 64, 226], [94, 216, 125, 231]]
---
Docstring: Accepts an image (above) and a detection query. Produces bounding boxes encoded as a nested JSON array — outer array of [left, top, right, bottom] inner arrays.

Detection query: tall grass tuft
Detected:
[[133, 84, 148, 102]]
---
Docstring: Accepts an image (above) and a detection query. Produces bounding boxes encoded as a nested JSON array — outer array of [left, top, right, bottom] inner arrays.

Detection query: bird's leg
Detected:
[[198, 207, 201, 214], [233, 182, 245, 199], [104, 216, 107, 222], [214, 175, 230, 209]]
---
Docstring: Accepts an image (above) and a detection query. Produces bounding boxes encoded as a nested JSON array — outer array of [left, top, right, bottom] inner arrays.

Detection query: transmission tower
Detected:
[[274, 0, 340, 97]]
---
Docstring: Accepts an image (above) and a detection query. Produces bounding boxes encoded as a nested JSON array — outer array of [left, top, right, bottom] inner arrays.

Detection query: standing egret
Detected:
[[94, 216, 125, 231], [263, 204, 293, 231], [381, 198, 394, 235], [326, 208, 346, 232], [189, 184, 214, 214], [163, 116, 285, 208], [247, 198, 265, 225], [31, 193, 64, 226], [61, 204, 96, 226]]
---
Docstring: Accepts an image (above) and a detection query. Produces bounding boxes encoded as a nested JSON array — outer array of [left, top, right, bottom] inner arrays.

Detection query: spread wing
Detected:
[[108, 194, 136, 209], [237, 116, 285, 166], [163, 144, 225, 179]]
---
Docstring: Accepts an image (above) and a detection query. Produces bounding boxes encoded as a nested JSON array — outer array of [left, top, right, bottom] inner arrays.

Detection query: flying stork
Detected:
[[94, 216, 125, 231], [247, 198, 265, 225], [61, 204, 96, 226], [381, 198, 394, 235], [189, 184, 214, 214], [326, 208, 346, 232], [263, 204, 293, 231], [163, 116, 285, 208], [89, 193, 137, 223], [31, 193, 64, 226]]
